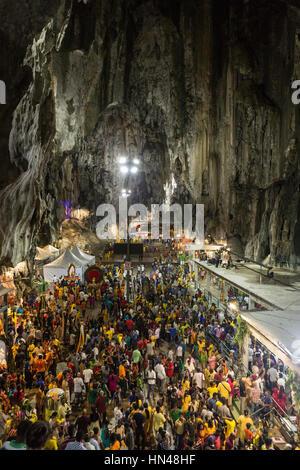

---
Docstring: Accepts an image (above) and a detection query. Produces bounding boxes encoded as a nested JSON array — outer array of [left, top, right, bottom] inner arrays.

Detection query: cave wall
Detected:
[[0, 0, 300, 268]]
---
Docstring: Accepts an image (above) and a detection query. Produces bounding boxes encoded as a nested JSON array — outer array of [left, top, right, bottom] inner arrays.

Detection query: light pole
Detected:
[[119, 157, 140, 301]]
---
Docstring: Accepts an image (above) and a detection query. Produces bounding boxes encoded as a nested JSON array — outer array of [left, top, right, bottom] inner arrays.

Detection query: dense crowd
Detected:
[[0, 245, 297, 450]]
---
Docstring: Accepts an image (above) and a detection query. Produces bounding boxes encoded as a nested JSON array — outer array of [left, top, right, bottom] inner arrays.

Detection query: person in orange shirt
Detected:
[[45, 350, 53, 371], [119, 362, 127, 399], [30, 353, 38, 376], [119, 363, 126, 380], [36, 355, 47, 378], [244, 422, 254, 444], [110, 434, 121, 450]]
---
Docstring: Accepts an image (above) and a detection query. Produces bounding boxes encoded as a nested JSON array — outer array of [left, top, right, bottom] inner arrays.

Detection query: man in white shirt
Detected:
[[176, 345, 183, 359], [248, 345, 254, 370], [194, 368, 205, 390], [73, 373, 85, 403], [155, 327, 161, 346], [146, 341, 154, 356], [218, 310, 225, 324], [168, 349, 175, 362], [83, 366, 93, 391], [155, 362, 166, 392], [185, 358, 195, 377], [92, 345, 99, 361], [79, 291, 85, 301], [278, 373, 285, 389], [201, 406, 213, 421], [267, 366, 278, 390], [147, 366, 156, 401]]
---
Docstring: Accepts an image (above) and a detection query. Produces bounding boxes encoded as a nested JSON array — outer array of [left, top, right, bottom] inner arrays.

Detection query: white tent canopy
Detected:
[[35, 245, 59, 261], [72, 246, 95, 265], [43, 248, 88, 283]]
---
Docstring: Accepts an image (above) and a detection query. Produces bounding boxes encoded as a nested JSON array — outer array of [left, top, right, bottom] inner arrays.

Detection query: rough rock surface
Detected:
[[0, 0, 300, 269]]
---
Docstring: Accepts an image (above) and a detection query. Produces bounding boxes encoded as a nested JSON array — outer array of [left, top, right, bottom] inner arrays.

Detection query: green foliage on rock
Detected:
[[233, 314, 251, 348]]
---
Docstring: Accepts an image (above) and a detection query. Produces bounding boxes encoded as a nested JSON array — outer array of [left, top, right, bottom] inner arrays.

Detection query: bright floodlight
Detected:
[[120, 166, 129, 174], [229, 302, 238, 311], [133, 158, 140, 165], [130, 166, 138, 174], [121, 188, 131, 198], [119, 156, 127, 164]]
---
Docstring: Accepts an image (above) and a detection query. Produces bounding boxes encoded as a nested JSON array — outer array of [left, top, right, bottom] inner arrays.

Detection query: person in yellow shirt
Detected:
[[143, 404, 153, 435], [152, 406, 166, 434], [198, 340, 205, 353], [224, 417, 236, 439], [44, 435, 58, 450], [237, 410, 253, 444], [182, 378, 190, 394], [218, 380, 231, 402], [207, 382, 218, 398], [48, 379, 57, 390], [27, 343, 35, 360], [52, 338, 60, 349], [12, 344, 19, 360], [29, 411, 38, 423], [106, 329, 114, 341], [215, 398, 223, 409], [190, 330, 197, 345], [117, 333, 123, 344], [204, 419, 216, 436], [181, 393, 191, 414], [253, 421, 263, 448], [204, 367, 210, 387]]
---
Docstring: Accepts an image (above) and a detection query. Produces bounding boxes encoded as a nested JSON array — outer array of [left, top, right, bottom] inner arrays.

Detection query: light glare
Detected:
[[121, 166, 129, 174]]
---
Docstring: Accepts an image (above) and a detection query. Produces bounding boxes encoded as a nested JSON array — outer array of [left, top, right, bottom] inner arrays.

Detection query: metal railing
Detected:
[[205, 329, 298, 444]]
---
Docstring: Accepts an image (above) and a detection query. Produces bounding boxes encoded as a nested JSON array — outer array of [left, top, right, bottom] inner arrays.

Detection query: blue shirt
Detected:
[[65, 441, 87, 450]]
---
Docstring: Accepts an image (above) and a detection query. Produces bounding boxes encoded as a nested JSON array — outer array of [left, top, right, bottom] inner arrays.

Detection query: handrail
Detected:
[[205, 329, 297, 443]]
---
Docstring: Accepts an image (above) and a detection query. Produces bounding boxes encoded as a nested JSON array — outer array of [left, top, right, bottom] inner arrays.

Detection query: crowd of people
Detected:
[[207, 314, 293, 418], [0, 243, 297, 451]]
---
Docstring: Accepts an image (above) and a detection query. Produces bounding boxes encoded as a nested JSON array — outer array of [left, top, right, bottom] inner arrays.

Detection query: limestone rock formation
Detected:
[[0, 0, 300, 269]]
